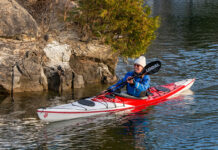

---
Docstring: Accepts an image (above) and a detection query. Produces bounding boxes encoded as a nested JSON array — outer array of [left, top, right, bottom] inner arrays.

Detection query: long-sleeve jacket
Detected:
[[108, 71, 150, 97]]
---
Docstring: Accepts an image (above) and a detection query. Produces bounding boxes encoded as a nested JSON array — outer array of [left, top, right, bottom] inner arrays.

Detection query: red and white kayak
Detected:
[[37, 78, 195, 122]]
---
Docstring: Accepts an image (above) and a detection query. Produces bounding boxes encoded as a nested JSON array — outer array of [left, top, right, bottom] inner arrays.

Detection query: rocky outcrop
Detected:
[[0, 0, 118, 94], [42, 36, 118, 89], [0, 0, 39, 40], [70, 40, 118, 86], [0, 39, 47, 93]]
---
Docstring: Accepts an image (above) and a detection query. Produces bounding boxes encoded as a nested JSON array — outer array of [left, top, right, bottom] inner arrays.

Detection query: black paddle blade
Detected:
[[141, 61, 161, 75]]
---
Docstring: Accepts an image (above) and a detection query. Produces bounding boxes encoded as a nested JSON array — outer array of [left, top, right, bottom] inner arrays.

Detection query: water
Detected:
[[0, 0, 218, 149]]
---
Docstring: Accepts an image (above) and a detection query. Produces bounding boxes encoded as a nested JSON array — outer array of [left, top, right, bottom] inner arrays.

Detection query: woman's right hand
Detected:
[[127, 77, 134, 84]]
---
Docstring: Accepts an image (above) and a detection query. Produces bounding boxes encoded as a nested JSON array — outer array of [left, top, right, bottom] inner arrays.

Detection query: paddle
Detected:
[[130, 60, 161, 78], [106, 60, 161, 93]]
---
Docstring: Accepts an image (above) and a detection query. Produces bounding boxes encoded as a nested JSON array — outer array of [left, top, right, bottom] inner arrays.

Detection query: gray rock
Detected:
[[0, 39, 47, 93], [73, 74, 85, 89], [70, 40, 118, 85], [43, 65, 72, 93], [0, 0, 39, 40]]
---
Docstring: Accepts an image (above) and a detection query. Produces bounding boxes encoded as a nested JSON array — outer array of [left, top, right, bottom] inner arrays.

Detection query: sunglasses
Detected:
[[134, 64, 141, 67]]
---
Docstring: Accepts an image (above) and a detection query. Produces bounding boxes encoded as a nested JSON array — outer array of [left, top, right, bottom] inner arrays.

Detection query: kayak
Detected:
[[37, 78, 195, 122]]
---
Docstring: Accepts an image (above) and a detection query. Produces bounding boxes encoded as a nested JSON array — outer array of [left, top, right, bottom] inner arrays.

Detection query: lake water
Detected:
[[0, 0, 218, 149]]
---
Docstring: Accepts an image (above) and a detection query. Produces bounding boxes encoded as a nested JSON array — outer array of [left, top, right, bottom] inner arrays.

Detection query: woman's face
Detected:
[[134, 64, 144, 74]]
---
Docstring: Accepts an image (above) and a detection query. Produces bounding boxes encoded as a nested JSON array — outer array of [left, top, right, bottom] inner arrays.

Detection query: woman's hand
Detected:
[[127, 77, 134, 84], [101, 90, 107, 93], [101, 88, 112, 94]]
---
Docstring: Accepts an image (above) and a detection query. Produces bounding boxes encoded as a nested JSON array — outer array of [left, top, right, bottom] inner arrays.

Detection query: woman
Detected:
[[107, 56, 150, 97]]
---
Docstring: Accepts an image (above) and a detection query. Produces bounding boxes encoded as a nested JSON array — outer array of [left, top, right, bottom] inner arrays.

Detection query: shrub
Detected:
[[71, 0, 159, 58]]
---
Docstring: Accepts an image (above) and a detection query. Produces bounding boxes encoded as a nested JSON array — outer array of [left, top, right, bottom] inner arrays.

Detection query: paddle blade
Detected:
[[141, 61, 161, 75]]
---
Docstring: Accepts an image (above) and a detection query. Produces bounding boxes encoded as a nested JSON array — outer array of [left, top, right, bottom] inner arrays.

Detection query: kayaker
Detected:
[[107, 56, 150, 97]]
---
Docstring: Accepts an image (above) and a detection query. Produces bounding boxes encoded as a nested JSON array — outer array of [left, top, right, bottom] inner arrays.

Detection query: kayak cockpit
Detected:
[[113, 92, 148, 100]]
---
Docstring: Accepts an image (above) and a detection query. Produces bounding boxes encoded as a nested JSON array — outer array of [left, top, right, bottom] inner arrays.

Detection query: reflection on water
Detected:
[[0, 0, 218, 149], [39, 115, 136, 150]]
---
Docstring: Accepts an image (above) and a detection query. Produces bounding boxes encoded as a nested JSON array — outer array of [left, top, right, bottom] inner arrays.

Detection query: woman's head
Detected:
[[134, 56, 146, 74]]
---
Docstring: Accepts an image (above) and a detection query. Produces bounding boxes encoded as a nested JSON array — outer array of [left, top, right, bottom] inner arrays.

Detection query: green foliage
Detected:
[[72, 0, 159, 58]]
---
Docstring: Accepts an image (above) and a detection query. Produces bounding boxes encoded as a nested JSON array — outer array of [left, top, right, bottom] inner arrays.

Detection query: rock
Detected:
[[13, 51, 48, 92], [43, 41, 72, 91], [97, 63, 117, 84], [70, 40, 118, 85], [0, 0, 39, 40], [43, 41, 71, 68], [43, 65, 72, 92], [73, 74, 85, 88], [0, 39, 47, 93]]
